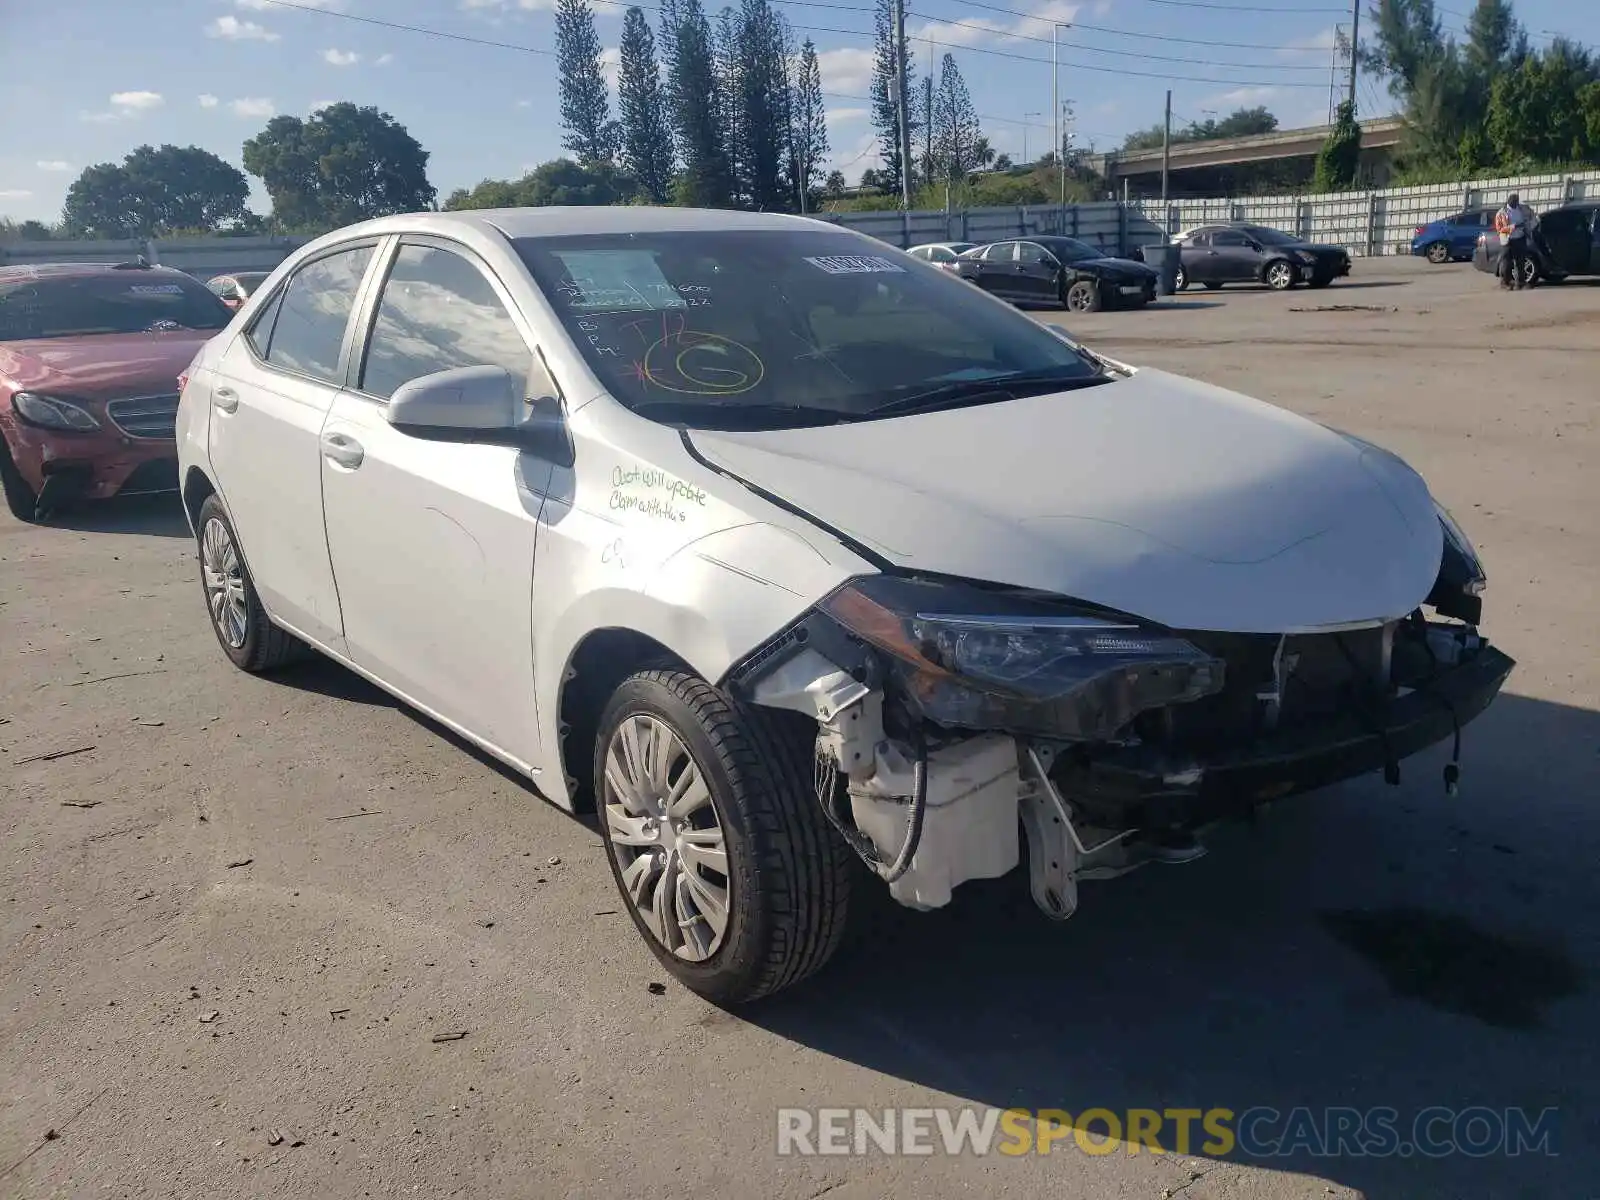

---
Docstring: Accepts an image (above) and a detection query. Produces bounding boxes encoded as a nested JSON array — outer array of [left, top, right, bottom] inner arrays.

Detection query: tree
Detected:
[[824, 170, 847, 195], [869, 0, 916, 195], [789, 38, 830, 210], [617, 7, 675, 202], [62, 145, 250, 237], [556, 0, 618, 163], [731, 0, 791, 211], [1314, 99, 1362, 191], [930, 54, 981, 180], [1120, 106, 1277, 152], [444, 159, 637, 209], [1486, 40, 1600, 166], [662, 0, 733, 206], [243, 103, 435, 231]]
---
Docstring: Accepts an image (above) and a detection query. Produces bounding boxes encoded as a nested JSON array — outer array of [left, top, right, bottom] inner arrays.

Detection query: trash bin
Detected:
[[1143, 242, 1182, 296]]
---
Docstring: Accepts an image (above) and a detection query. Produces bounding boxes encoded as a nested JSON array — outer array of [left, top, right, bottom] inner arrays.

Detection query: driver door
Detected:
[[1209, 229, 1259, 281], [317, 236, 561, 766], [1013, 242, 1062, 304]]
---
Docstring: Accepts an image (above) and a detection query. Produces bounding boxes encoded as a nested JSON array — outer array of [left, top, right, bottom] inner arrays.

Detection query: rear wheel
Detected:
[[595, 669, 853, 1005], [0, 438, 39, 523], [1426, 241, 1451, 264], [1265, 260, 1297, 290], [1173, 265, 1188, 291], [196, 495, 305, 672], [1063, 278, 1103, 313]]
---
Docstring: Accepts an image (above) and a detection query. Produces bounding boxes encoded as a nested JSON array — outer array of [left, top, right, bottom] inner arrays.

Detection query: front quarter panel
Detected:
[[529, 400, 873, 808]]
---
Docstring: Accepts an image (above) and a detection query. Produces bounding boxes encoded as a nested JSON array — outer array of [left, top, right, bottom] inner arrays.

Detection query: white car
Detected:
[[175, 207, 1512, 1004], [905, 241, 979, 270]]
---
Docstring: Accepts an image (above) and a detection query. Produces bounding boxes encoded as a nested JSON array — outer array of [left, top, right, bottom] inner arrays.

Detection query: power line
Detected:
[[1128, 0, 1344, 11]]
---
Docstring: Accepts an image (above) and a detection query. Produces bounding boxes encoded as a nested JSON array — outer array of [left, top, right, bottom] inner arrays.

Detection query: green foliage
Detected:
[[1486, 41, 1599, 167], [556, 0, 618, 163], [62, 144, 251, 238], [1314, 100, 1362, 192], [617, 7, 675, 202], [728, 0, 792, 211], [242, 103, 435, 231], [661, 0, 733, 206], [931, 54, 981, 180], [869, 0, 917, 195], [790, 39, 830, 208], [443, 159, 639, 210], [1121, 106, 1278, 153]]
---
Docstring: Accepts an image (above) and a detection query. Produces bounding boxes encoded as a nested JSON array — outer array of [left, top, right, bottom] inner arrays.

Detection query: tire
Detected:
[[1063, 278, 1103, 313], [1265, 260, 1298, 290], [0, 437, 39, 523], [595, 669, 853, 1005], [1520, 257, 1539, 287], [1426, 242, 1451, 264], [195, 495, 305, 673], [1173, 265, 1188, 291]]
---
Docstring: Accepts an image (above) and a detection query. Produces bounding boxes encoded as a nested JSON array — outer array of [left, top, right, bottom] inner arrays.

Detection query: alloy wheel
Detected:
[[1267, 261, 1295, 290], [1427, 242, 1450, 264], [602, 714, 731, 962], [201, 517, 248, 650]]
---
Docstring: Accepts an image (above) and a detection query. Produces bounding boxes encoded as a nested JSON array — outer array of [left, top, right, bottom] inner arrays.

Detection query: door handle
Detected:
[[321, 432, 364, 469], [213, 386, 239, 413]]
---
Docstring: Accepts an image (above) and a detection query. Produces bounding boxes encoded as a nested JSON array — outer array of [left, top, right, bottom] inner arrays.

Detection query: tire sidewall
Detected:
[[594, 676, 770, 997], [0, 436, 39, 523], [196, 495, 269, 670], [1266, 260, 1296, 290], [1065, 279, 1101, 312], [1427, 242, 1450, 264]]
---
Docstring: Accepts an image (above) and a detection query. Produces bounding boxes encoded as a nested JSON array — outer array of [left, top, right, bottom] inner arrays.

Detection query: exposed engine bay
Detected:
[[726, 541, 1514, 921]]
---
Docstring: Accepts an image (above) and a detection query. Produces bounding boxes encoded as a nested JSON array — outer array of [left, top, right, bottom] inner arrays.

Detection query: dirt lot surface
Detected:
[[3, 257, 1596, 1199]]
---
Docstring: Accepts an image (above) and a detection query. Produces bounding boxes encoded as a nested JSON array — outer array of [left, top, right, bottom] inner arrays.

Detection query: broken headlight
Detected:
[[1428, 499, 1486, 623], [818, 575, 1225, 739]]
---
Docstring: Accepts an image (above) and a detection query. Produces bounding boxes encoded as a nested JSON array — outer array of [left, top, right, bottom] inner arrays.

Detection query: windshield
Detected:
[[515, 229, 1105, 429], [234, 272, 271, 291], [1244, 227, 1304, 247], [0, 272, 233, 341]]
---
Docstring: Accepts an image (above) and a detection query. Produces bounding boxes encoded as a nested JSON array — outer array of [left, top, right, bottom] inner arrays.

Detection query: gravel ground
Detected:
[[2, 256, 1596, 1199]]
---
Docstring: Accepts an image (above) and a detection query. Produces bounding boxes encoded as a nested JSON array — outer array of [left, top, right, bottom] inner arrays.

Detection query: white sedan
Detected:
[[175, 206, 1512, 1003]]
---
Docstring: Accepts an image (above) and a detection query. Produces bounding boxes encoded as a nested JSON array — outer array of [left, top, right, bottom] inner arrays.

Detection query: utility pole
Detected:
[[1051, 22, 1071, 231], [1059, 99, 1072, 208], [1160, 89, 1171, 207], [892, 0, 912, 209], [1347, 0, 1360, 109]]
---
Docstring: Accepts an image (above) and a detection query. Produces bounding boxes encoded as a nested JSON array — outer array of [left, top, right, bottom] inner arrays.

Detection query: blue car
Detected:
[[1411, 208, 1496, 263]]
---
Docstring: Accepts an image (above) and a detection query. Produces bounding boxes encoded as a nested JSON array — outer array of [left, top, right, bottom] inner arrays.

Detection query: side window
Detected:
[[207, 278, 233, 297], [929, 247, 952, 262], [265, 245, 374, 382], [1184, 232, 1209, 248], [1212, 230, 1249, 248], [360, 243, 534, 402], [1016, 243, 1049, 264], [990, 242, 1019, 262], [908, 247, 928, 260], [244, 287, 284, 358]]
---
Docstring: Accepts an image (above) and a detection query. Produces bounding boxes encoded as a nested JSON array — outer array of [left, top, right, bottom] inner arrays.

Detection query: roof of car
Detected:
[[324, 206, 841, 244], [0, 260, 188, 282]]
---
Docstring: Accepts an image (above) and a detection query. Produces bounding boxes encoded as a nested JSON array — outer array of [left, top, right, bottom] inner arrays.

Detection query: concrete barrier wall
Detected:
[[3, 169, 1594, 270]]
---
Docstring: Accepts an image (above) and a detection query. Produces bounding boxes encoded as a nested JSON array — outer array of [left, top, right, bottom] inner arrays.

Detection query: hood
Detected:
[[687, 368, 1443, 634], [1296, 244, 1350, 257], [1081, 256, 1156, 277], [0, 331, 212, 402]]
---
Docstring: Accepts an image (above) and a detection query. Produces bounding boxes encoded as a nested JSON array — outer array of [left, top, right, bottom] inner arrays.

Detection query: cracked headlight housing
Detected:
[[818, 575, 1225, 739]]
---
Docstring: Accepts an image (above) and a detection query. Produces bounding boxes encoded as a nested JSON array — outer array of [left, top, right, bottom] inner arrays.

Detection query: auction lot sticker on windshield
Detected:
[[803, 255, 906, 275], [129, 284, 187, 295]]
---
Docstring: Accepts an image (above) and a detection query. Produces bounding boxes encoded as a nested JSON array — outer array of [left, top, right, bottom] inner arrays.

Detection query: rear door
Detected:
[[1179, 231, 1214, 283], [317, 236, 556, 762], [976, 242, 1021, 297], [207, 240, 380, 651], [1013, 242, 1061, 303]]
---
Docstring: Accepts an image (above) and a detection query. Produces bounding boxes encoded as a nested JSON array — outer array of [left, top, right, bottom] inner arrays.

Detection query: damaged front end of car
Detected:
[[723, 513, 1514, 922]]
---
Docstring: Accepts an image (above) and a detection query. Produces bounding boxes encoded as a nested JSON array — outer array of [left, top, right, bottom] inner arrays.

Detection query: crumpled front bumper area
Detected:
[[1051, 643, 1516, 831]]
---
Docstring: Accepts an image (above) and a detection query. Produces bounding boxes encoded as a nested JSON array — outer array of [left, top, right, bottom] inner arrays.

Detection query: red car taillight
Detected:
[[1415, 226, 1426, 235]]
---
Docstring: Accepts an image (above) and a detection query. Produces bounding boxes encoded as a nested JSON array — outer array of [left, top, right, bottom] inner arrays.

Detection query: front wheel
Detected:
[[195, 495, 305, 672], [1173, 265, 1188, 291], [595, 669, 853, 1005], [1265, 260, 1298, 290], [1063, 278, 1103, 313], [1426, 242, 1451, 264], [0, 438, 39, 523]]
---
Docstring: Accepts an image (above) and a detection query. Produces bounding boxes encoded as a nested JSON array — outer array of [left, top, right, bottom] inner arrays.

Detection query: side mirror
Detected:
[[386, 364, 574, 466]]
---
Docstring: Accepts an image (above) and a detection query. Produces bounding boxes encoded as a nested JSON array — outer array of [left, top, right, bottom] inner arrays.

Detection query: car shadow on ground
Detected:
[[44, 493, 190, 538], [749, 690, 1599, 1196], [1204, 280, 1414, 295]]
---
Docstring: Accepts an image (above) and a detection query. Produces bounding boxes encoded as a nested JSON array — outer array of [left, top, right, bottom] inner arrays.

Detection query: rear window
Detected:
[[515, 228, 1103, 430], [0, 272, 232, 341]]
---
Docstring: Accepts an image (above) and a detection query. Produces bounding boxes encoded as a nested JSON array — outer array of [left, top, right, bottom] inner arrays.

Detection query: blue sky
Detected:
[[0, 0, 1584, 224]]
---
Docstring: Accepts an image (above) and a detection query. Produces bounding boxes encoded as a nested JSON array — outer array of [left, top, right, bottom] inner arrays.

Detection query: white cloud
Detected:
[[515, 98, 533, 109], [208, 15, 280, 41], [230, 97, 277, 118], [828, 107, 869, 126], [322, 48, 360, 66], [83, 90, 164, 121], [600, 46, 621, 90], [1277, 27, 1339, 58], [461, 0, 556, 10], [0, 189, 33, 200], [912, 0, 1079, 51], [35, 160, 73, 172], [376, 53, 394, 65], [1204, 86, 1283, 108], [238, 0, 339, 7], [309, 99, 339, 113], [815, 46, 876, 96], [829, 130, 883, 184], [198, 93, 220, 108]]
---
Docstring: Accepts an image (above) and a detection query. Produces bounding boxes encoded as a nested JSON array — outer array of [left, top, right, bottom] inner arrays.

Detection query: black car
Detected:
[[1171, 224, 1351, 291], [954, 236, 1158, 312], [1472, 203, 1600, 286]]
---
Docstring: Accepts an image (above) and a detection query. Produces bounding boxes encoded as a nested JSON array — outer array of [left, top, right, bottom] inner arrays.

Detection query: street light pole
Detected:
[[1052, 22, 1072, 229]]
